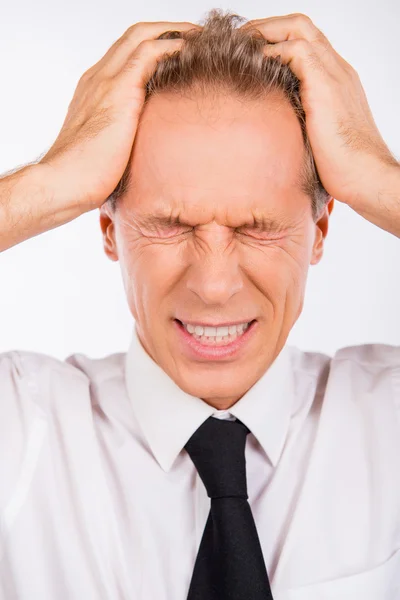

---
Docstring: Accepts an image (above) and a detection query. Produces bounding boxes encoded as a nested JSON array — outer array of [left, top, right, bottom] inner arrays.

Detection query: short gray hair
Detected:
[[106, 8, 331, 221]]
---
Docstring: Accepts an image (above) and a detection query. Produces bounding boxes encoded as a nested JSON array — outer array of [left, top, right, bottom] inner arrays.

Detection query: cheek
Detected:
[[119, 242, 184, 309], [240, 241, 308, 291]]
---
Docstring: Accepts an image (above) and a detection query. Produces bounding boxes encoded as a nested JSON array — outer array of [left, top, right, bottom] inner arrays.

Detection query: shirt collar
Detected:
[[124, 322, 295, 472]]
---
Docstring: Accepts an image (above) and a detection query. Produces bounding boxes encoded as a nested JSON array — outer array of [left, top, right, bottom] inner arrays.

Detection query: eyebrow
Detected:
[[137, 213, 291, 233]]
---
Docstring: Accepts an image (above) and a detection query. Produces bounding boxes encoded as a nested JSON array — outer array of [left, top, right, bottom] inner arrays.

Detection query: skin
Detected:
[[99, 90, 334, 410], [241, 14, 400, 237], [2, 16, 396, 403]]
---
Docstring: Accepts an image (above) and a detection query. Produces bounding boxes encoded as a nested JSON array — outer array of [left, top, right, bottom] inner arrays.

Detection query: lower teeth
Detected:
[[192, 333, 241, 343]]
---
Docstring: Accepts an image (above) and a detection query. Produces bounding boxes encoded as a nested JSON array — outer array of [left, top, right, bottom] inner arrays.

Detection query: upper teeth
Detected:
[[182, 322, 251, 337]]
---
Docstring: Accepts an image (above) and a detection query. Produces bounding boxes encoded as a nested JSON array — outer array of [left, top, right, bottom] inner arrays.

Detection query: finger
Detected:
[[241, 13, 330, 47], [262, 38, 326, 81], [242, 14, 344, 76], [91, 22, 201, 77], [118, 37, 187, 87]]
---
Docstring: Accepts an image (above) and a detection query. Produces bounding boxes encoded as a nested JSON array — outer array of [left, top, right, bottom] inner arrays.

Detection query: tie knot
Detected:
[[184, 416, 250, 500]]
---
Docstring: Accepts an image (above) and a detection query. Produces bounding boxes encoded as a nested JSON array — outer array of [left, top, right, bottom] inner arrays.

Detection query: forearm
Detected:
[[0, 163, 86, 253], [347, 162, 400, 238]]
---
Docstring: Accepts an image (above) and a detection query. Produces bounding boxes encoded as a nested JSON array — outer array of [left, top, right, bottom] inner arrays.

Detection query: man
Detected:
[[0, 8, 399, 600]]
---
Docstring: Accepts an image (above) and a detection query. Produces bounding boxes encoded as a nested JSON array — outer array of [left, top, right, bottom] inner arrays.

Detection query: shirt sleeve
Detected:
[[0, 350, 90, 515], [391, 348, 400, 429], [0, 351, 36, 511], [334, 342, 400, 432]]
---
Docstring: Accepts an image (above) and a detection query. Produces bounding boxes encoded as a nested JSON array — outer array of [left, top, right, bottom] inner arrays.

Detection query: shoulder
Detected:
[[330, 343, 400, 396], [0, 348, 91, 380], [287, 342, 400, 378], [0, 348, 126, 510], [333, 343, 400, 414], [286, 341, 400, 409], [333, 342, 400, 368], [286, 343, 400, 461], [0, 350, 90, 510], [0, 347, 126, 418], [0, 349, 90, 412]]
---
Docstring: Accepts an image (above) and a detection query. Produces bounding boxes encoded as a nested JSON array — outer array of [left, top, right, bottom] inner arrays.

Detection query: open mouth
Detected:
[[173, 317, 258, 360], [174, 318, 257, 346]]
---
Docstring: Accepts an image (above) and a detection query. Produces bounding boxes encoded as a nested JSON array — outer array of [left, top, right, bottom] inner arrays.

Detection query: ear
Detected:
[[310, 197, 334, 266], [99, 202, 119, 262]]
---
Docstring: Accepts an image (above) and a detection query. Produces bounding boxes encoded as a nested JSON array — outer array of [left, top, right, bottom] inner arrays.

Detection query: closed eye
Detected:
[[235, 228, 284, 240], [147, 227, 283, 240], [146, 225, 194, 238]]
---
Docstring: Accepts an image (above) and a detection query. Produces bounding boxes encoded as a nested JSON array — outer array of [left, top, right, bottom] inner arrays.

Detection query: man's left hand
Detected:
[[241, 13, 400, 237]]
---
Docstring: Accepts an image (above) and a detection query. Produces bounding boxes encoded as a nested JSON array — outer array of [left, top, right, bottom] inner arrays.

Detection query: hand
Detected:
[[240, 14, 399, 210], [39, 21, 200, 211]]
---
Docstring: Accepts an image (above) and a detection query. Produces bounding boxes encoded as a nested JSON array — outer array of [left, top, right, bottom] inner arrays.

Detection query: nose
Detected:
[[185, 233, 244, 305]]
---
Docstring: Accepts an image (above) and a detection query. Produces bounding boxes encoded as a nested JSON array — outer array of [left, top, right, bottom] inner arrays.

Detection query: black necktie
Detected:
[[184, 415, 274, 600]]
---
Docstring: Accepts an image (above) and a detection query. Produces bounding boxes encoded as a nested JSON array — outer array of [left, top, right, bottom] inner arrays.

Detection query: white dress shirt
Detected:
[[0, 323, 400, 599]]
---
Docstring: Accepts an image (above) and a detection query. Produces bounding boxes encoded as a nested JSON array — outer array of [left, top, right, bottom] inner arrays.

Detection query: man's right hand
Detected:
[[40, 21, 199, 211], [0, 21, 199, 251]]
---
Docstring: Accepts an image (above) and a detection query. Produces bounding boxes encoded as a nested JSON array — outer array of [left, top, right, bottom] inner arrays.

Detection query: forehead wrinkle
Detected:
[[136, 202, 298, 231], [132, 185, 302, 228]]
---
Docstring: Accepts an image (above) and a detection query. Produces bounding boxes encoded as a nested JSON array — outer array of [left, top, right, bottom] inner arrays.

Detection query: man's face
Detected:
[[100, 91, 333, 409]]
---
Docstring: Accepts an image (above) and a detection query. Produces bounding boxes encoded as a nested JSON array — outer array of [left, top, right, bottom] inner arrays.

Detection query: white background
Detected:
[[0, 0, 399, 361]]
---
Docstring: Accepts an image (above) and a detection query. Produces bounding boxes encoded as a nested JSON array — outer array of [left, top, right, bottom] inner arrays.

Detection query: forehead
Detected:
[[127, 91, 308, 223]]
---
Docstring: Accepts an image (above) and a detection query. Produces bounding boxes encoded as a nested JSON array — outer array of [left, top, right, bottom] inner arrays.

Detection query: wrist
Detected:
[[0, 162, 85, 252], [346, 160, 400, 237]]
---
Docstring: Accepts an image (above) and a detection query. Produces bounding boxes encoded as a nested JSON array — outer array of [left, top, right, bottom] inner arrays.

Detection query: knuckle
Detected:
[[135, 38, 157, 53], [293, 12, 320, 36], [313, 31, 331, 53], [116, 22, 146, 45], [78, 69, 93, 84], [127, 21, 148, 36], [293, 12, 313, 24], [294, 38, 311, 54]]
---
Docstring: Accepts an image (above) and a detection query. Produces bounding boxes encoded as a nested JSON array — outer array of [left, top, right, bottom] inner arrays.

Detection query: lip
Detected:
[[173, 318, 258, 361]]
